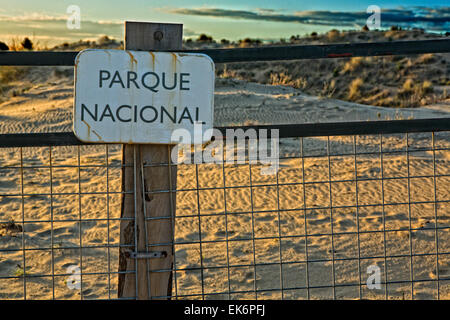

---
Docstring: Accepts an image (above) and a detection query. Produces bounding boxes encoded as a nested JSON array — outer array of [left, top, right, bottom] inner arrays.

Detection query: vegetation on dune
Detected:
[[0, 66, 27, 84], [197, 34, 213, 42], [0, 35, 120, 101], [0, 66, 28, 101], [269, 72, 307, 90], [4, 36, 49, 51], [214, 28, 449, 108], [348, 78, 364, 100], [0, 29, 448, 108], [0, 37, 37, 99], [238, 38, 262, 47]]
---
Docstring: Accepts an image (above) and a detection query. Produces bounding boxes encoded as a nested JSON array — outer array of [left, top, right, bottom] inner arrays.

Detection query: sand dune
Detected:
[[0, 74, 449, 299]]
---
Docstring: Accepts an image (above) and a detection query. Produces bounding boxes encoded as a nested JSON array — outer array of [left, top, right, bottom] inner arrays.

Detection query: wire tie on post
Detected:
[[126, 250, 167, 259]]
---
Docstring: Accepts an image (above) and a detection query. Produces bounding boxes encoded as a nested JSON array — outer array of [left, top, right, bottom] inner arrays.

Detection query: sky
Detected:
[[0, 0, 448, 47]]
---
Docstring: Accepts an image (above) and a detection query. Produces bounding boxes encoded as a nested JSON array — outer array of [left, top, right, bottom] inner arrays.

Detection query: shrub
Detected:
[[348, 78, 364, 99], [321, 80, 336, 98], [0, 66, 27, 83], [197, 34, 213, 42], [13, 266, 24, 278], [21, 37, 33, 50], [342, 57, 364, 73], [238, 38, 262, 47], [97, 35, 111, 46], [421, 80, 433, 94], [218, 66, 239, 79], [0, 41, 8, 50], [327, 29, 340, 42], [332, 67, 340, 77], [397, 79, 434, 106], [402, 78, 414, 91], [269, 72, 307, 89], [416, 53, 435, 64]]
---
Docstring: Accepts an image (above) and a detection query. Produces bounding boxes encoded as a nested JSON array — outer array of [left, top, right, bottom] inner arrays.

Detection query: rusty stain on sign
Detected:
[[126, 51, 138, 65], [82, 119, 102, 141], [73, 49, 215, 144]]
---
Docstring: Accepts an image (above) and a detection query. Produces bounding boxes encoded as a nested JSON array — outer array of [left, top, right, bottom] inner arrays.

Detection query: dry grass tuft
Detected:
[[269, 72, 307, 89], [348, 78, 364, 100], [342, 57, 364, 73], [0, 66, 27, 84], [320, 80, 336, 98], [416, 53, 435, 64], [218, 66, 241, 80], [0, 66, 28, 102], [6, 36, 48, 51], [326, 29, 341, 42], [402, 78, 414, 91], [384, 30, 408, 40], [395, 78, 435, 107]]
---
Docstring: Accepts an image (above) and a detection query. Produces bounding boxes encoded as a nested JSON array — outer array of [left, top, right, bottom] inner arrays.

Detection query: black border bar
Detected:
[[1, 39, 449, 66], [0, 118, 448, 148]]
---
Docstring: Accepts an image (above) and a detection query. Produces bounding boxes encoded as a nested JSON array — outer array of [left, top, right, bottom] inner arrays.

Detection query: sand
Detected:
[[0, 72, 449, 299]]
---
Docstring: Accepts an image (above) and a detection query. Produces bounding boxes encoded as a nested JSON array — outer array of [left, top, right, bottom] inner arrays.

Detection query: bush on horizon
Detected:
[[21, 37, 33, 50]]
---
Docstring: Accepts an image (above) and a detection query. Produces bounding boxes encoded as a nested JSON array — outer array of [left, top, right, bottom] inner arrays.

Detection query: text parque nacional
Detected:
[[73, 50, 214, 144], [80, 70, 205, 125]]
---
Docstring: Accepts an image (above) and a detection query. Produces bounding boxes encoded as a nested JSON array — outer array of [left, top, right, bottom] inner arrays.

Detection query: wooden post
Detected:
[[118, 21, 181, 300]]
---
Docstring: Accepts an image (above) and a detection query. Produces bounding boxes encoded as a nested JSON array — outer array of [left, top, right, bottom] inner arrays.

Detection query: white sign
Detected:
[[73, 49, 214, 144]]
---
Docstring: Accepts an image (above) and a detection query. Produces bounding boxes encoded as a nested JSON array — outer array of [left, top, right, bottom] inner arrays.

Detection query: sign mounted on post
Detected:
[[73, 49, 214, 144]]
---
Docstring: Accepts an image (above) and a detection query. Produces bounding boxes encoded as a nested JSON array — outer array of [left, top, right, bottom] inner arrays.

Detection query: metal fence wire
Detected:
[[1, 39, 450, 300], [0, 129, 449, 300]]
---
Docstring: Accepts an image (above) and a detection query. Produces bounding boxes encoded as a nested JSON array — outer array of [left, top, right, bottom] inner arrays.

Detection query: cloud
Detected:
[[0, 16, 124, 46], [256, 8, 278, 14], [0, 13, 204, 46], [183, 28, 198, 37], [167, 6, 450, 31], [0, 12, 66, 22]]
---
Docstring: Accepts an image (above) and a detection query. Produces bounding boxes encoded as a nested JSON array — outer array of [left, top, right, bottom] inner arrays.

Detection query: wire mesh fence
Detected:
[[0, 144, 123, 299], [0, 129, 449, 300]]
